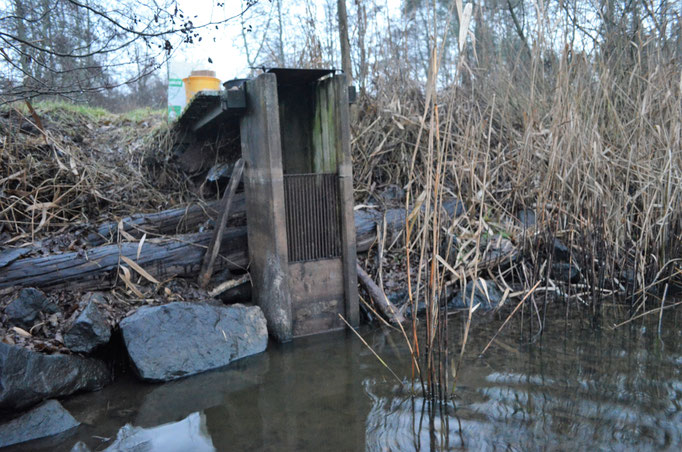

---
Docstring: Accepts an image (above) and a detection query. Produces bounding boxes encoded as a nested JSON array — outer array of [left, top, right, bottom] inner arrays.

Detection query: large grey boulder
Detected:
[[449, 279, 504, 312], [64, 298, 112, 353], [4, 287, 57, 329], [120, 302, 268, 382], [0, 342, 112, 411], [0, 400, 80, 448]]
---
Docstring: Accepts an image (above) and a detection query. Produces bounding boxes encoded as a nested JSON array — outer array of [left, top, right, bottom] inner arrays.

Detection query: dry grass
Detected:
[[353, 49, 681, 303], [351, 33, 681, 397], [0, 102, 192, 246]]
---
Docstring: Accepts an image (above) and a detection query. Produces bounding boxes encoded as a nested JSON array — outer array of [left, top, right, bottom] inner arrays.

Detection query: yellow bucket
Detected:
[[183, 70, 221, 103]]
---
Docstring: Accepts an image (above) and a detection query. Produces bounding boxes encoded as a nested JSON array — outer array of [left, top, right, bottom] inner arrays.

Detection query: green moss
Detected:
[[119, 107, 165, 122], [4, 100, 163, 124], [33, 100, 111, 121]]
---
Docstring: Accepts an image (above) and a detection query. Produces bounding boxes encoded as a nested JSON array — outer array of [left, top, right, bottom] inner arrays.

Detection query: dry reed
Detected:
[[351, 9, 681, 399]]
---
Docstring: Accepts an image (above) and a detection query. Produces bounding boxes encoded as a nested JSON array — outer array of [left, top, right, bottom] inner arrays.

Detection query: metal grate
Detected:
[[284, 173, 341, 262]]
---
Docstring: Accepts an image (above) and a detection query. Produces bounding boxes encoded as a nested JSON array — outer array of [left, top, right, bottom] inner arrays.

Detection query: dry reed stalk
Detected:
[[348, 0, 680, 401]]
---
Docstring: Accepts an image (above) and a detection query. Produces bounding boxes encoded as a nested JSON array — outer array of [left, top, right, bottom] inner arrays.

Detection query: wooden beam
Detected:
[[241, 73, 293, 342], [198, 159, 244, 288]]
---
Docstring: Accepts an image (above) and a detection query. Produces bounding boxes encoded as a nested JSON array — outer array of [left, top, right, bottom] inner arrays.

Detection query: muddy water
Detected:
[[11, 306, 682, 451]]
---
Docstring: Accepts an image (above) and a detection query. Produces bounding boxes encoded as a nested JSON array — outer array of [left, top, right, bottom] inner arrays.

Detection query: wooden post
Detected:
[[240, 74, 293, 342], [333, 74, 360, 328], [198, 159, 244, 288]]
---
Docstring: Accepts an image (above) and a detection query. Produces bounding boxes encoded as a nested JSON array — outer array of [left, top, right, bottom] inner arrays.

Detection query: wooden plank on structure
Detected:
[[333, 74, 360, 328], [241, 73, 293, 342], [198, 159, 245, 288]]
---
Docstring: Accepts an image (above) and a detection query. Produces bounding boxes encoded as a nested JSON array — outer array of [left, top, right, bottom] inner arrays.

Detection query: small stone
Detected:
[[550, 262, 581, 283], [439, 232, 459, 259], [483, 235, 515, 262], [0, 400, 80, 448], [449, 279, 503, 312], [64, 298, 112, 353], [552, 238, 571, 261], [516, 209, 536, 228], [4, 288, 57, 329]]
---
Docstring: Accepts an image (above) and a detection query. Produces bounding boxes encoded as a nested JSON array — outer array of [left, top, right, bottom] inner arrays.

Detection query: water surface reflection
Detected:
[[6, 307, 679, 451]]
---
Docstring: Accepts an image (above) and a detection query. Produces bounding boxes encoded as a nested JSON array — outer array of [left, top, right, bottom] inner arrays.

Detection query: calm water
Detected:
[[8, 306, 682, 451]]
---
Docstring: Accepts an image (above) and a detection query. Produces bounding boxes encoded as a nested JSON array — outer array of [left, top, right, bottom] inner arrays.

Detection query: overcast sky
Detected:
[[171, 1, 250, 81], [172, 0, 401, 83]]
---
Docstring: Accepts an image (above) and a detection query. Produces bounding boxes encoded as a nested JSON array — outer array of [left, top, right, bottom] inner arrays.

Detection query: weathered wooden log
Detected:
[[356, 262, 406, 324], [353, 198, 464, 251], [85, 194, 246, 246], [0, 228, 249, 291], [0, 199, 464, 291]]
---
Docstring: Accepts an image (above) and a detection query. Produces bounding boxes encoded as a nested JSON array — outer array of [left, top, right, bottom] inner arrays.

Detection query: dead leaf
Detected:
[[26, 202, 58, 212], [136, 233, 147, 260], [120, 255, 160, 284], [11, 326, 31, 337], [117, 220, 137, 242], [119, 265, 145, 298]]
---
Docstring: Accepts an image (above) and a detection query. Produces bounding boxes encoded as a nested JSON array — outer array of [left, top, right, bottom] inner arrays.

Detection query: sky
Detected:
[[172, 0, 402, 83], [171, 1, 251, 81]]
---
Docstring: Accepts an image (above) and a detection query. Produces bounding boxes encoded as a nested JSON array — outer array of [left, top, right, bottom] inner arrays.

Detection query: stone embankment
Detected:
[[0, 294, 268, 448]]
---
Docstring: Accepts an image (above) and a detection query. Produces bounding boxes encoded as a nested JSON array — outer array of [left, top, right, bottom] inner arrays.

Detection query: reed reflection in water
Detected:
[[363, 313, 682, 451]]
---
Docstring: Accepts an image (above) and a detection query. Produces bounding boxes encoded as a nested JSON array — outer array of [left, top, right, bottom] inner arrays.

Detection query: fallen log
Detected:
[[88, 195, 460, 248], [0, 228, 249, 291], [356, 262, 406, 324], [86, 193, 246, 246], [0, 200, 464, 291]]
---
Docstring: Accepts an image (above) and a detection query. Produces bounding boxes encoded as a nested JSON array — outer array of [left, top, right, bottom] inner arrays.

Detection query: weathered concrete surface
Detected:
[[0, 342, 112, 411], [0, 400, 80, 448], [120, 302, 267, 382]]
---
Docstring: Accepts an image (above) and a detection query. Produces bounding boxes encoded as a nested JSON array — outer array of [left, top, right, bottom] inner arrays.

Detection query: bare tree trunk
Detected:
[[12, 0, 31, 81], [355, 0, 367, 93], [276, 0, 285, 65], [337, 0, 353, 84]]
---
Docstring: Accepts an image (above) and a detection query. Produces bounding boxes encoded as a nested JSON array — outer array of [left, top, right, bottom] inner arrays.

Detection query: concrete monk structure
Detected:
[[179, 68, 359, 342]]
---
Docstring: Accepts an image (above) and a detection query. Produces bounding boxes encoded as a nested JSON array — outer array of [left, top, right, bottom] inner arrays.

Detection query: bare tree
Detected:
[[337, 0, 352, 83], [0, 0, 256, 104]]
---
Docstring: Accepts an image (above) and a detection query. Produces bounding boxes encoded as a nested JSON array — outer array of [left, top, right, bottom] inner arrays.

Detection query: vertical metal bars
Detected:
[[284, 173, 341, 262]]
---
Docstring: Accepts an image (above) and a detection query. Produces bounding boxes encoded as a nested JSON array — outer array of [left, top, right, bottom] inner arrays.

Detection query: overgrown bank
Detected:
[[351, 50, 681, 327], [1, 59, 681, 350], [0, 49, 680, 430]]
